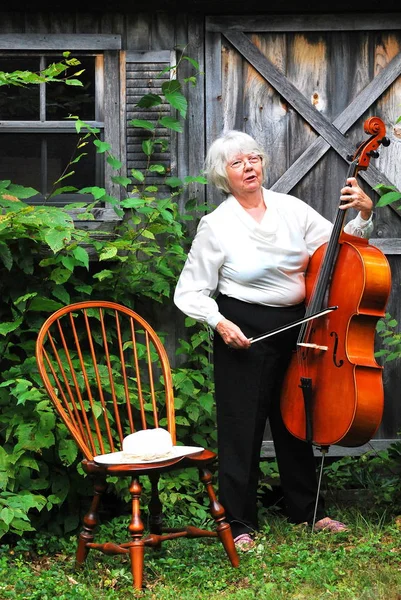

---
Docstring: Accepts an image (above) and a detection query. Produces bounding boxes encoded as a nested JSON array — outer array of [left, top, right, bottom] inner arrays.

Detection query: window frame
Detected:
[[0, 34, 123, 229]]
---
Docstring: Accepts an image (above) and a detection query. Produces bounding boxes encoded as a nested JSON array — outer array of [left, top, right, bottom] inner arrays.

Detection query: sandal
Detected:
[[314, 517, 348, 532], [233, 533, 255, 551]]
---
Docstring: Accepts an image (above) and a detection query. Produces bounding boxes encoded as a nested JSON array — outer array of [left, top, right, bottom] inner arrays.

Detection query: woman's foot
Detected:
[[233, 533, 255, 551], [314, 517, 348, 532]]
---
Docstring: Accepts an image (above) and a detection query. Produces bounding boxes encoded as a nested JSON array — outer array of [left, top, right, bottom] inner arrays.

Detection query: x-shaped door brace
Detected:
[[224, 31, 401, 217]]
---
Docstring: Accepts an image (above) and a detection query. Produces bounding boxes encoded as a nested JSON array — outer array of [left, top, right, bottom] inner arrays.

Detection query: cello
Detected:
[[280, 116, 392, 449]]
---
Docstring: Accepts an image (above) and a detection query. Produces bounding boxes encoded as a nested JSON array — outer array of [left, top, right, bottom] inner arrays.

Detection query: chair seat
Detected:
[[82, 449, 216, 476]]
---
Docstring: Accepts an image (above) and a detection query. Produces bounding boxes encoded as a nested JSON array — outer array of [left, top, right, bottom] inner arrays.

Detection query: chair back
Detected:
[[35, 301, 175, 460]]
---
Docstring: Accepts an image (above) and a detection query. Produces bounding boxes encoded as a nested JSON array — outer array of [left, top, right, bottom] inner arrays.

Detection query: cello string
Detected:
[[299, 158, 355, 333], [296, 160, 356, 377]]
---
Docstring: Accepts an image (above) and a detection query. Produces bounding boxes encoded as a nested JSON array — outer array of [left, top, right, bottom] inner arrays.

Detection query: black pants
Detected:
[[213, 295, 325, 538]]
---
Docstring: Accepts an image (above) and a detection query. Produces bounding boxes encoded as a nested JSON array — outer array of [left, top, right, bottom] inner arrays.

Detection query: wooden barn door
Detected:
[[205, 14, 401, 454]]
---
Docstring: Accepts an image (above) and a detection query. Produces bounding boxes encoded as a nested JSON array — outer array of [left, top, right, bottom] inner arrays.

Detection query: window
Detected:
[[0, 54, 101, 205], [0, 34, 122, 222]]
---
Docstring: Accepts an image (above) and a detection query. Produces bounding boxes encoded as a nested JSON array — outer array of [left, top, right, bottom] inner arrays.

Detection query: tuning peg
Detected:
[[379, 136, 391, 147], [367, 150, 380, 159], [346, 154, 354, 161]]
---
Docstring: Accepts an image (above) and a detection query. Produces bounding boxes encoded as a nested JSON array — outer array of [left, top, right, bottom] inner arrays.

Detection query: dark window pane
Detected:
[[0, 57, 40, 120], [0, 132, 97, 203], [46, 55, 95, 121]]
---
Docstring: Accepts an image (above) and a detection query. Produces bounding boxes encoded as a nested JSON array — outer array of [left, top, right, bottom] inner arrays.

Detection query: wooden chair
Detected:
[[35, 301, 239, 589]]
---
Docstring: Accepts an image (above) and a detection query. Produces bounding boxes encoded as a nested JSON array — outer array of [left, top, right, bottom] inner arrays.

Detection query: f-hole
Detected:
[[330, 331, 344, 367]]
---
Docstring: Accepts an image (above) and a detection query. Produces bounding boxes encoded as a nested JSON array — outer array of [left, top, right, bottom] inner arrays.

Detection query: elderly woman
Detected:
[[174, 130, 373, 549]]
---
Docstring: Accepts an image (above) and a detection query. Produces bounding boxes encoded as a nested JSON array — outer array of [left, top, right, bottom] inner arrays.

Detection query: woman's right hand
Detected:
[[215, 318, 251, 350]]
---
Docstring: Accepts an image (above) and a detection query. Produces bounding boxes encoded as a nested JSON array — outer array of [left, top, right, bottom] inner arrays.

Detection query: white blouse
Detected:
[[174, 188, 373, 329]]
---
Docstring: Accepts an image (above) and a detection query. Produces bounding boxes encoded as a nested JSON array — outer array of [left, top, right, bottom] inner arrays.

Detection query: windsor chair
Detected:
[[35, 301, 239, 589]]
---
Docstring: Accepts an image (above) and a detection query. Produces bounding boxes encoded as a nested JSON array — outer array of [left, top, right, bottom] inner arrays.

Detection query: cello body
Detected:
[[280, 232, 391, 447]]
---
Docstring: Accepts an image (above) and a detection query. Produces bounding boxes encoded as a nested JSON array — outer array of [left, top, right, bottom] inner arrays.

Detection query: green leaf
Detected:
[[149, 164, 166, 174], [130, 119, 156, 131], [0, 317, 23, 336], [99, 246, 118, 261], [175, 416, 190, 426], [70, 153, 87, 165], [79, 186, 106, 200], [182, 56, 200, 70], [58, 438, 78, 465], [72, 245, 89, 269], [1, 507, 14, 526], [13, 292, 37, 306], [93, 269, 114, 281], [130, 169, 145, 183], [28, 297, 64, 312], [142, 140, 154, 156], [52, 171, 75, 186], [51, 286, 70, 304], [159, 116, 183, 132], [198, 393, 214, 415], [1, 183, 39, 199], [162, 79, 182, 95], [165, 177, 183, 188], [65, 78, 84, 86], [121, 197, 145, 209], [184, 76, 197, 86], [135, 94, 162, 108], [141, 229, 155, 240], [0, 241, 12, 270], [385, 352, 401, 362], [49, 266, 72, 284], [107, 155, 122, 170], [44, 229, 69, 253], [61, 254, 76, 271], [183, 175, 208, 185], [75, 284, 93, 295], [376, 191, 401, 207], [60, 202, 88, 211], [93, 139, 110, 154], [112, 176, 132, 187], [162, 80, 187, 118]]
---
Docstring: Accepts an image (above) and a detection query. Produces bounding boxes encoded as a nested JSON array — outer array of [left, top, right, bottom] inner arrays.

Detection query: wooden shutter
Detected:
[[125, 51, 175, 194]]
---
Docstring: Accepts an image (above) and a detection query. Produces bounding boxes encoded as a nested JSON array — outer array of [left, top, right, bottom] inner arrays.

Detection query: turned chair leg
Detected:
[[199, 467, 240, 568], [128, 477, 146, 589], [76, 476, 107, 567]]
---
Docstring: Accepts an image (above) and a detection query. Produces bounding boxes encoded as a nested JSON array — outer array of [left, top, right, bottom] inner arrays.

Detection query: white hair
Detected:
[[204, 130, 267, 194]]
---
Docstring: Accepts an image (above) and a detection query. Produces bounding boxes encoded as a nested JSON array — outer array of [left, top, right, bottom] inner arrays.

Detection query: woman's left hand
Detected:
[[339, 177, 373, 220]]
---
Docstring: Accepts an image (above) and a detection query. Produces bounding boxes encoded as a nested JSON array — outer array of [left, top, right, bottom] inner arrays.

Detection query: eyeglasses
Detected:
[[228, 155, 262, 170]]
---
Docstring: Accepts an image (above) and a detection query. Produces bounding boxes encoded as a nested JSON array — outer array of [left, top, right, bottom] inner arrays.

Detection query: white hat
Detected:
[[94, 428, 203, 465]]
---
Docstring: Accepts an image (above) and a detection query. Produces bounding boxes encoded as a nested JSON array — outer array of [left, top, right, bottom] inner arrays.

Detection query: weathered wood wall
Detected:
[[1, 9, 401, 453], [205, 15, 401, 453]]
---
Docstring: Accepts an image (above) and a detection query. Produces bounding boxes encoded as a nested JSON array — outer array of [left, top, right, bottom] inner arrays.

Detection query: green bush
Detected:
[[0, 51, 215, 537]]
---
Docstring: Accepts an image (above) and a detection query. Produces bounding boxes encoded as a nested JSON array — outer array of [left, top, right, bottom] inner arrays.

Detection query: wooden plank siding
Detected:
[[1, 9, 401, 453], [205, 15, 401, 453]]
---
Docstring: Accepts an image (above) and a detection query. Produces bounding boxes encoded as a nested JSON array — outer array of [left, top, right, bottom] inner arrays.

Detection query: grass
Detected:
[[1, 506, 401, 599]]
